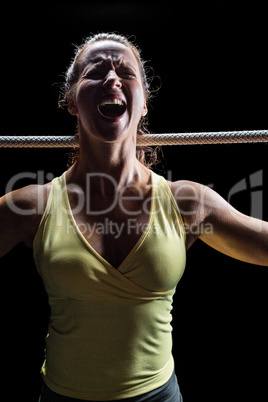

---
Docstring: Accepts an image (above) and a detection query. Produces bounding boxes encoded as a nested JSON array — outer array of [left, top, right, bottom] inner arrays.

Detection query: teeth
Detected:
[[100, 99, 124, 106]]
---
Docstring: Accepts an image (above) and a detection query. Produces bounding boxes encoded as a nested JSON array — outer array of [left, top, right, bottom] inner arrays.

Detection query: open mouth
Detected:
[[98, 99, 127, 119]]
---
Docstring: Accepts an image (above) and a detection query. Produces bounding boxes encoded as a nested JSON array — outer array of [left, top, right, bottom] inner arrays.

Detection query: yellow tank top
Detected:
[[33, 169, 186, 401]]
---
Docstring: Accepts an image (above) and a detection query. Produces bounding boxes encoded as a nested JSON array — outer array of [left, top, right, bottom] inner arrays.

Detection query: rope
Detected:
[[0, 130, 268, 148]]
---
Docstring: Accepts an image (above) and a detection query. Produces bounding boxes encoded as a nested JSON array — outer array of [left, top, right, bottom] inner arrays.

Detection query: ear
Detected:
[[142, 102, 148, 117], [67, 95, 78, 116]]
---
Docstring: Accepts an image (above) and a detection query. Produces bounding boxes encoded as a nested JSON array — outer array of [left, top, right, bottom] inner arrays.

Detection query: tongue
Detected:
[[99, 104, 126, 118]]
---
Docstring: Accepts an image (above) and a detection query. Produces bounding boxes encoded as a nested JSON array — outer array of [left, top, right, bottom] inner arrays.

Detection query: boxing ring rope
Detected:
[[0, 130, 268, 147]]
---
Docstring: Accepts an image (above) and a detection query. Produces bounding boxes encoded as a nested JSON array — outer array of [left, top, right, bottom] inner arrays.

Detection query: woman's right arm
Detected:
[[0, 185, 48, 257]]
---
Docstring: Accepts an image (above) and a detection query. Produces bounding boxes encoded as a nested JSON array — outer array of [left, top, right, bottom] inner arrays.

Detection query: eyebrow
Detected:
[[81, 60, 138, 79], [89, 57, 136, 70], [89, 56, 107, 64]]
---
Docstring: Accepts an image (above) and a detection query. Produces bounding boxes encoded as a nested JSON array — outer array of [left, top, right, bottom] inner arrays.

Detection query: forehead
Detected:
[[80, 40, 139, 68]]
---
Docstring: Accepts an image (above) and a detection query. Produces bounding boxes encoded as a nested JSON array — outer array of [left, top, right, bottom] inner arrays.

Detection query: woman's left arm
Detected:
[[198, 184, 268, 266]]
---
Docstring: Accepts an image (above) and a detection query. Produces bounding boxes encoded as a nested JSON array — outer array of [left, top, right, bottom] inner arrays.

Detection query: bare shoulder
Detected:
[[1, 182, 51, 216], [0, 183, 51, 255], [166, 179, 223, 248], [167, 179, 207, 213], [167, 178, 224, 210], [167, 178, 209, 193]]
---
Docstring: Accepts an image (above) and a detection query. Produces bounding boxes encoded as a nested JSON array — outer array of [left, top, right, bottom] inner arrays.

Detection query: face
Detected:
[[68, 41, 147, 143]]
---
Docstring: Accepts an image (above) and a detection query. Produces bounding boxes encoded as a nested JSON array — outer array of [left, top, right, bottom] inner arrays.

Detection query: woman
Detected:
[[0, 33, 267, 402]]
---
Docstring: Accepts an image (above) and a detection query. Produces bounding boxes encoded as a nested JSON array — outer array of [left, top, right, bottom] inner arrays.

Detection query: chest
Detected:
[[35, 176, 187, 297], [69, 191, 152, 269]]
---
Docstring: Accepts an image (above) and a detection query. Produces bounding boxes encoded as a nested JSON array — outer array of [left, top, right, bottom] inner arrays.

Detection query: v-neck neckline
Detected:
[[62, 170, 155, 271]]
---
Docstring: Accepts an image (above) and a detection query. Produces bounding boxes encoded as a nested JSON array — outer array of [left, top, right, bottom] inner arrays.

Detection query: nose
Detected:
[[103, 70, 122, 89]]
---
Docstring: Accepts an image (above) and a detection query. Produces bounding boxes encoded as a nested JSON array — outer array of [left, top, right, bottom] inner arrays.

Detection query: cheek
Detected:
[[76, 88, 88, 109], [131, 83, 146, 116], [75, 82, 95, 112]]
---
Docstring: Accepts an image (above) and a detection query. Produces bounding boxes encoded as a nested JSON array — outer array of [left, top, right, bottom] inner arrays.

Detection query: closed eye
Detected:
[[83, 65, 137, 80], [116, 66, 136, 78], [85, 70, 104, 79], [120, 70, 136, 78]]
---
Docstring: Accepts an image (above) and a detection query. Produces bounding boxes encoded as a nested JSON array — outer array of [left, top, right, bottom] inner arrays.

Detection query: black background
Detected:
[[1, 1, 268, 401]]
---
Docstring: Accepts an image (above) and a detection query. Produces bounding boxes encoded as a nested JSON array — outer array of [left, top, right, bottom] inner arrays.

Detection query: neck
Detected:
[[68, 131, 146, 195]]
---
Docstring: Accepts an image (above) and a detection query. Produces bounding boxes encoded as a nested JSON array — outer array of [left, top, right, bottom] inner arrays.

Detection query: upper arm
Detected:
[[199, 186, 268, 266], [170, 180, 268, 266], [0, 184, 49, 258]]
